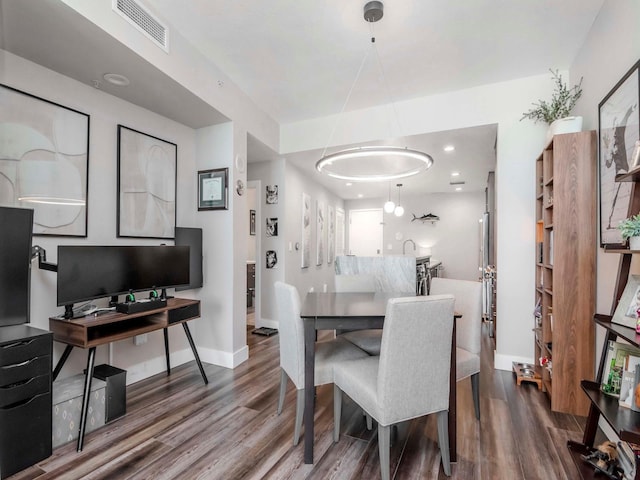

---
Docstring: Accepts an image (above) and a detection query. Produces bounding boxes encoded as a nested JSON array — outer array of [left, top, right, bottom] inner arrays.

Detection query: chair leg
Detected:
[[471, 372, 480, 420], [378, 424, 391, 480], [277, 368, 287, 415], [334, 385, 342, 442], [293, 389, 305, 446], [437, 411, 451, 476]]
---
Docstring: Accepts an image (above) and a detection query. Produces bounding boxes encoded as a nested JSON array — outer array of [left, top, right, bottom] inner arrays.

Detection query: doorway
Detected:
[[348, 208, 383, 256], [247, 181, 261, 327]]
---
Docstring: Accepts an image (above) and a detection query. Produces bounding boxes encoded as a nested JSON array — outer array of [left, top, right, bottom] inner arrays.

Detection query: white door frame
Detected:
[[248, 180, 262, 327]]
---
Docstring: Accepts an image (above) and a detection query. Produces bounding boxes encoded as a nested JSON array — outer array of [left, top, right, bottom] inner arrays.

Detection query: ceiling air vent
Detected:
[[113, 0, 169, 53]]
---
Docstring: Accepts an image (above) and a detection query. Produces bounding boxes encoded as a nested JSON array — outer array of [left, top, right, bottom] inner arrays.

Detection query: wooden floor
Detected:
[[10, 322, 597, 480]]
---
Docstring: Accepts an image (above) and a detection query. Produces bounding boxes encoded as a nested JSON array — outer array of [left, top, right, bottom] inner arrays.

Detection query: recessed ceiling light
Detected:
[[357, 194, 363, 198], [103, 73, 130, 86], [444, 145, 455, 152], [346, 182, 353, 186], [451, 171, 460, 176], [455, 187, 462, 191]]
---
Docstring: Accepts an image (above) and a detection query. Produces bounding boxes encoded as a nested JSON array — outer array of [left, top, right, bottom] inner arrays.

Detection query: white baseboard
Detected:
[[494, 351, 534, 371], [125, 345, 249, 384]]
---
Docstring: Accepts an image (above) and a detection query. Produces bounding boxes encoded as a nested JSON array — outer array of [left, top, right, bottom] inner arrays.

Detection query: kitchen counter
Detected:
[[334, 255, 415, 293]]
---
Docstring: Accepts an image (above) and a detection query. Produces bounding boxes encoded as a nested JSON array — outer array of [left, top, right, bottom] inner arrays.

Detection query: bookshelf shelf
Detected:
[[533, 131, 596, 416]]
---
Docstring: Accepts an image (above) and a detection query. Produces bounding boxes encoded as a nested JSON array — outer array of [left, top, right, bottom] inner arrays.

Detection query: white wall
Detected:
[[284, 163, 344, 296], [1, 50, 203, 383], [345, 192, 486, 282], [282, 75, 553, 369]]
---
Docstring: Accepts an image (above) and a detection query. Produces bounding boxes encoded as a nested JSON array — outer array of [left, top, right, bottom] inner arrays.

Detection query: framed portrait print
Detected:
[[198, 168, 228, 211], [0, 83, 89, 236], [599, 60, 640, 247], [612, 274, 640, 329], [117, 125, 176, 239]]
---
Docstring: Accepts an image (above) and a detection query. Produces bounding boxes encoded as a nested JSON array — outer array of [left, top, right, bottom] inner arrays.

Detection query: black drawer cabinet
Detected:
[[0, 325, 52, 479]]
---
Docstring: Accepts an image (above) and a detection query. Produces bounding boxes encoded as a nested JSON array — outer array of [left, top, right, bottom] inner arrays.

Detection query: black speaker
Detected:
[[93, 364, 126, 423]]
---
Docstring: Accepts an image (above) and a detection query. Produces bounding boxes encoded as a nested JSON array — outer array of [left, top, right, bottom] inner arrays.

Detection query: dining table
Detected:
[[299, 291, 460, 465]]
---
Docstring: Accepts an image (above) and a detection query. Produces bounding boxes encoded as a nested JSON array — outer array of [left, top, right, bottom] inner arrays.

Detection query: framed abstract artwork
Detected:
[[327, 204, 335, 264], [197, 168, 228, 211], [0, 84, 89, 236], [301, 192, 310, 268], [598, 60, 640, 247], [316, 200, 325, 266], [117, 125, 177, 239]]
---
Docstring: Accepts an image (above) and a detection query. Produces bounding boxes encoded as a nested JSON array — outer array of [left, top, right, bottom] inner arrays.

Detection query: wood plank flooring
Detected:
[[9, 323, 597, 479]]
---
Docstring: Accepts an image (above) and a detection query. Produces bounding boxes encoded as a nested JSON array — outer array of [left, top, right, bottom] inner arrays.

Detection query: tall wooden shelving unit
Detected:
[[533, 130, 596, 416]]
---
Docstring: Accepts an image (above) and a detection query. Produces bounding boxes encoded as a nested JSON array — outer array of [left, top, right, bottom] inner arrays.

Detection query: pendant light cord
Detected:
[[320, 47, 371, 159], [370, 21, 404, 139]]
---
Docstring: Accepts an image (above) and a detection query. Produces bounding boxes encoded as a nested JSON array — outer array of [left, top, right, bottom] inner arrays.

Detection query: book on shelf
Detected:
[[548, 231, 553, 266], [601, 340, 640, 398]]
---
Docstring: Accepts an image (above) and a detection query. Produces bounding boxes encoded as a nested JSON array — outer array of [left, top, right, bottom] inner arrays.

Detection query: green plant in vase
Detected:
[[618, 213, 640, 249]]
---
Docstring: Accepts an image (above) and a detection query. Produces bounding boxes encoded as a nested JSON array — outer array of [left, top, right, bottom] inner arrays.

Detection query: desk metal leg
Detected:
[[303, 321, 316, 464], [449, 321, 457, 463], [77, 346, 96, 452], [163, 328, 171, 375], [52, 344, 74, 381], [182, 323, 208, 385]]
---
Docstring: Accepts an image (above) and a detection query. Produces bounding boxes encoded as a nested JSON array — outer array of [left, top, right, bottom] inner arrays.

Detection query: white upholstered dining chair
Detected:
[[274, 281, 369, 445], [334, 274, 383, 355], [429, 277, 482, 420], [333, 295, 455, 479]]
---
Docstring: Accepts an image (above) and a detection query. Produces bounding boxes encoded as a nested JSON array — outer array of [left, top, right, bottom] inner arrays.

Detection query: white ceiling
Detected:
[[0, 0, 605, 200]]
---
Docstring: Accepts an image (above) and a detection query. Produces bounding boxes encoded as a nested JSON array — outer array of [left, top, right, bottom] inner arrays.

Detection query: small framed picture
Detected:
[[612, 274, 640, 329], [250, 210, 256, 235], [198, 168, 228, 211]]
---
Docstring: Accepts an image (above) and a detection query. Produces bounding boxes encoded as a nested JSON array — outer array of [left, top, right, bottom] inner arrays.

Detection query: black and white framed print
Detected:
[[266, 185, 278, 204], [117, 125, 177, 238], [266, 217, 278, 237], [0, 84, 89, 236], [599, 60, 640, 247]]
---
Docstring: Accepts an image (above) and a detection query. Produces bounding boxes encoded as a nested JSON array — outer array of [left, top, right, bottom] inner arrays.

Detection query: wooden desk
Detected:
[[49, 298, 207, 452], [300, 292, 459, 465]]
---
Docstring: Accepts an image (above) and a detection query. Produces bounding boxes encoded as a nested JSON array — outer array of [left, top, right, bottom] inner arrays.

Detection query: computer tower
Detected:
[[92, 364, 126, 422]]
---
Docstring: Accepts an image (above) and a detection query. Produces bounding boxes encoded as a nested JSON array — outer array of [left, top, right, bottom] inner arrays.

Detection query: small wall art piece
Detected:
[[266, 217, 278, 237], [327, 204, 335, 264], [316, 200, 325, 266], [598, 59, 640, 247], [249, 209, 256, 235], [198, 168, 228, 211], [0, 84, 89, 236], [266, 250, 277, 269], [117, 125, 177, 239], [266, 185, 278, 204], [612, 274, 640, 329], [301, 192, 310, 268]]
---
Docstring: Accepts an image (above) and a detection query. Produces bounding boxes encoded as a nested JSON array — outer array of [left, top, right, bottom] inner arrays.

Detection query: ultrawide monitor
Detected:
[[57, 245, 190, 306]]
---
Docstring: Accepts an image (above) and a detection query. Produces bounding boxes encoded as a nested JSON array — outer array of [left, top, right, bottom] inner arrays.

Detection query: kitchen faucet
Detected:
[[403, 239, 416, 255]]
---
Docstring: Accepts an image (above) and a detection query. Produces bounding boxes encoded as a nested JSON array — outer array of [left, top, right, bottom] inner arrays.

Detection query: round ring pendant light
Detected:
[[315, 1, 434, 184], [316, 146, 433, 182]]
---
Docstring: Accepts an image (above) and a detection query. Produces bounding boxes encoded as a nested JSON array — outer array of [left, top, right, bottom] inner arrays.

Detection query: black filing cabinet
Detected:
[[0, 325, 52, 479]]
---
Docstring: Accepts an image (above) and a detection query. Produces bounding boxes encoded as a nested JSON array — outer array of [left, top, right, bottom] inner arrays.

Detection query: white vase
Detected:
[[546, 116, 583, 142], [630, 236, 640, 250]]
